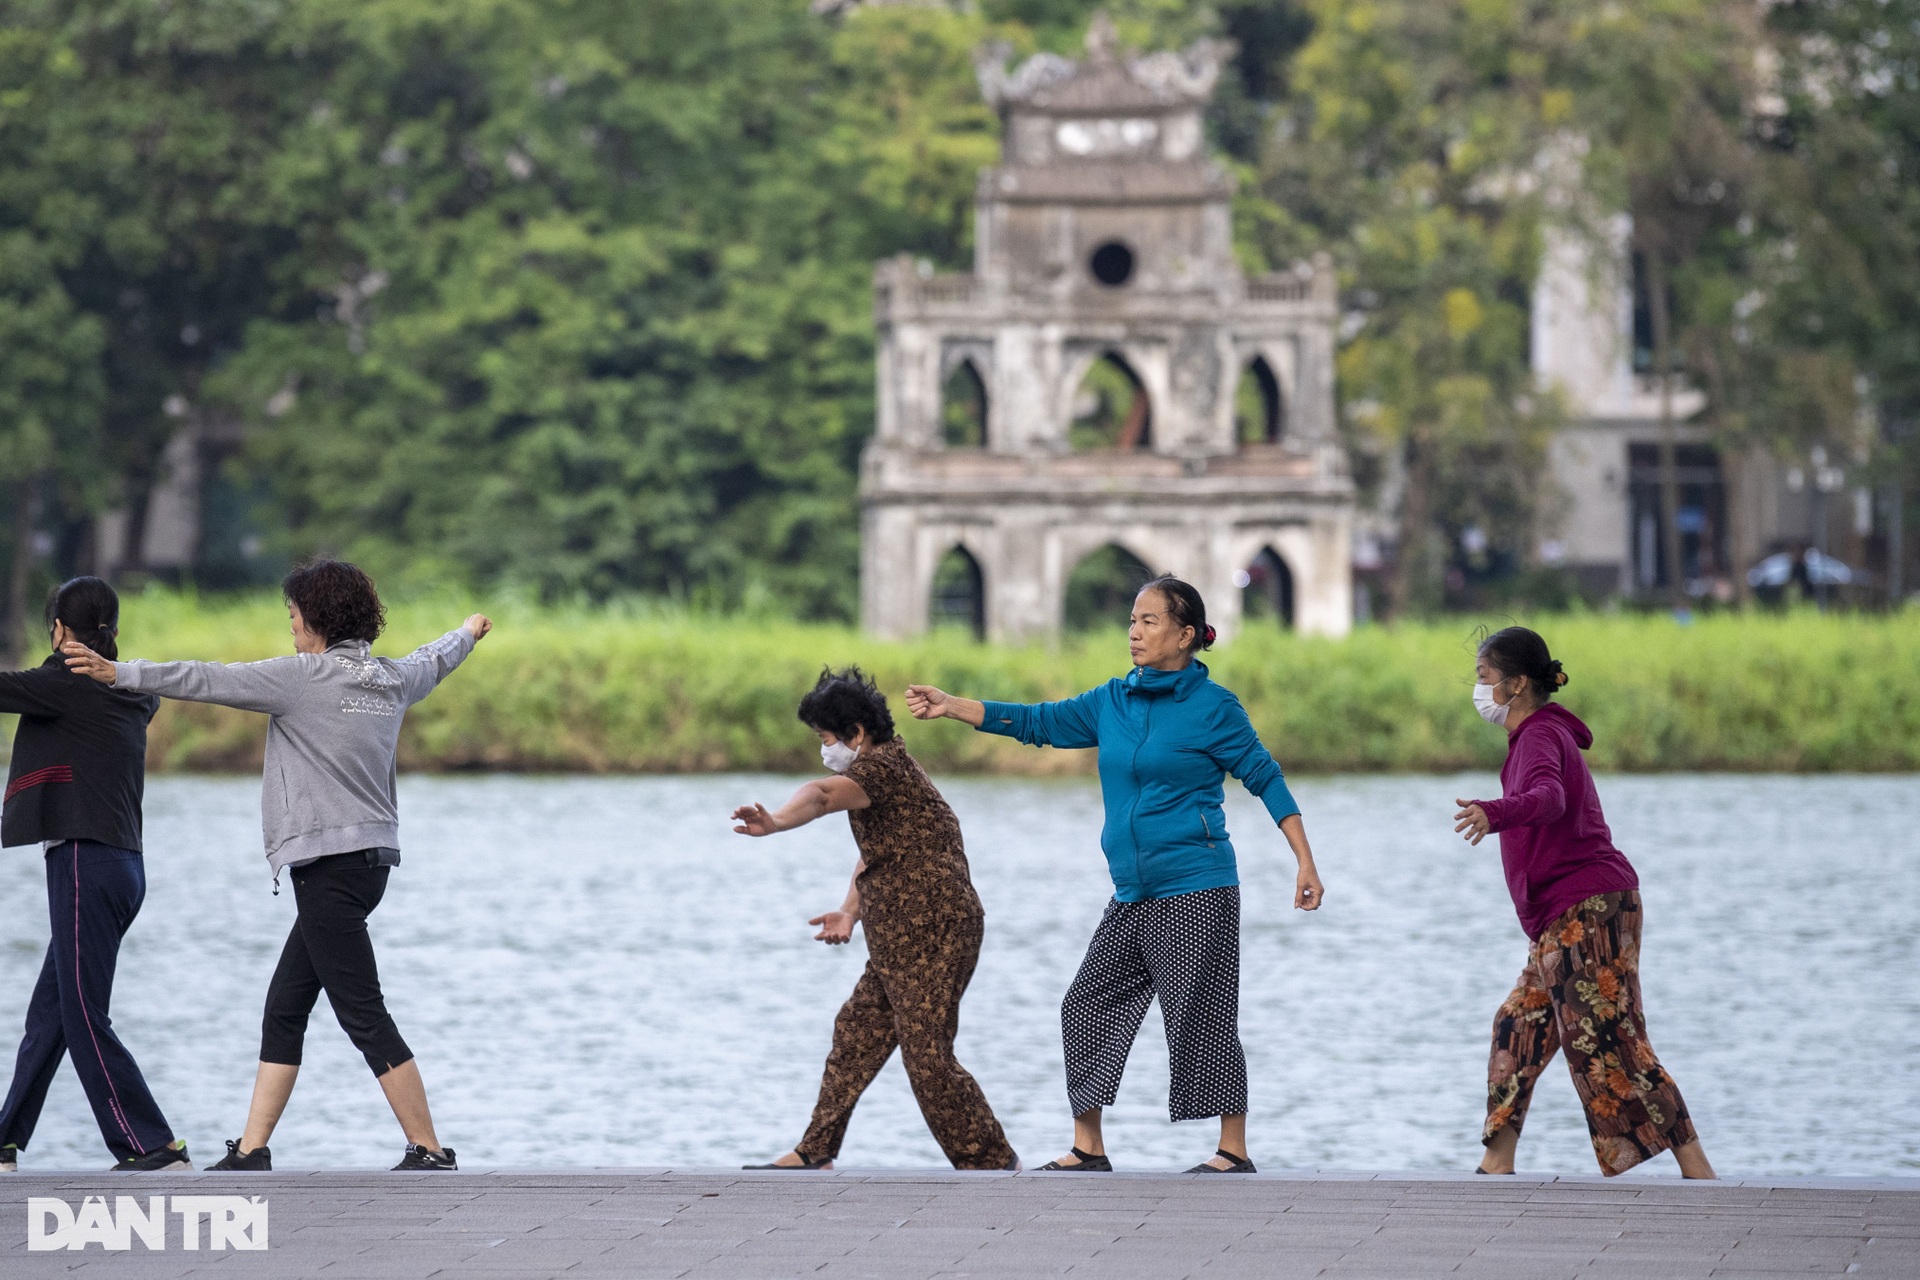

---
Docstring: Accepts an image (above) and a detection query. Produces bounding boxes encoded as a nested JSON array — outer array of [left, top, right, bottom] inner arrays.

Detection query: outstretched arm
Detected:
[[65, 643, 305, 716], [905, 685, 985, 727], [1205, 696, 1322, 910], [396, 616, 489, 705], [0, 668, 66, 718], [911, 682, 1102, 749], [731, 775, 871, 836], [1456, 735, 1565, 845], [1209, 695, 1301, 825]]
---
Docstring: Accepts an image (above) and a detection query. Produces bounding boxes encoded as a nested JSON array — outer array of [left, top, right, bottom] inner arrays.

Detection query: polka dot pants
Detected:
[[1060, 886, 1247, 1122]]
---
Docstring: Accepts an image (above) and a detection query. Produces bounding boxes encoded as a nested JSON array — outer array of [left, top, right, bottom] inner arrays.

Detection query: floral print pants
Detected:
[[795, 911, 1015, 1170], [1484, 891, 1697, 1176]]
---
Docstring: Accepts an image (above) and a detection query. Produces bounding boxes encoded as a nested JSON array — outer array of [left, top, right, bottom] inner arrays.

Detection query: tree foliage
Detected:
[[207, 0, 1010, 616], [3, 0, 1916, 629], [1766, 0, 1920, 522], [1254, 0, 1568, 614]]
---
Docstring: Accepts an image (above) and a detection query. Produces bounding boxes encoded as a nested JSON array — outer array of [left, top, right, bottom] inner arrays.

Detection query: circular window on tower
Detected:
[[1089, 241, 1135, 287]]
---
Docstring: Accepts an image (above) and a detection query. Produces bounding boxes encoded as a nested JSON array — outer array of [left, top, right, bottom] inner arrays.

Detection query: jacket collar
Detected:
[[324, 639, 372, 659], [1124, 660, 1208, 701], [1509, 700, 1594, 750]]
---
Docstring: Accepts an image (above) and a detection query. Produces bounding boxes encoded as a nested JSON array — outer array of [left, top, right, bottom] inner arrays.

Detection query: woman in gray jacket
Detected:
[[66, 559, 490, 1172]]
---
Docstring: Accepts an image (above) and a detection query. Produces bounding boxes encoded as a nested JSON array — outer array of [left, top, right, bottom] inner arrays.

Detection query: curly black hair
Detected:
[[796, 666, 896, 745], [282, 559, 386, 647]]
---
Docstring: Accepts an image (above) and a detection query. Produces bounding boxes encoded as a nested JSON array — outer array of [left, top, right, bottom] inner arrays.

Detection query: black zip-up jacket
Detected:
[[1, 654, 158, 852]]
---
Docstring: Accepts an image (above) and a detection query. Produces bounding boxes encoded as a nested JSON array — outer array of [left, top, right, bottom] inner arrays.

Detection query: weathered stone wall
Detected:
[[861, 18, 1355, 641]]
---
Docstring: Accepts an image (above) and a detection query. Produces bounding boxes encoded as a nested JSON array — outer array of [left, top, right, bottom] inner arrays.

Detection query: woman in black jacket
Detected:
[[0, 578, 187, 1172]]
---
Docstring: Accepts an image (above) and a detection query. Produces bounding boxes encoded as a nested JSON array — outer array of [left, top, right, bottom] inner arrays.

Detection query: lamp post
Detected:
[[1890, 483, 1905, 608], [1810, 446, 1846, 610]]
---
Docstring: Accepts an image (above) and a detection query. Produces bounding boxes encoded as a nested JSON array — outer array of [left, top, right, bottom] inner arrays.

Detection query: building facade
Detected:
[[859, 17, 1354, 642], [1535, 218, 1891, 600]]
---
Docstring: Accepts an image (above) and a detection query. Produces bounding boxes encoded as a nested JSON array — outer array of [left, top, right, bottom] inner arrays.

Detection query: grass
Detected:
[[28, 591, 1920, 775]]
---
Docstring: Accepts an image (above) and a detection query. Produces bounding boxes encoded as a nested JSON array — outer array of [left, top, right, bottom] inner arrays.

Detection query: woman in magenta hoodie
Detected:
[[1453, 627, 1714, 1179]]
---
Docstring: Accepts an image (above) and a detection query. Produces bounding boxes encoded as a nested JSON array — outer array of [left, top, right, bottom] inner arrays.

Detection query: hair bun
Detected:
[[1551, 661, 1569, 688]]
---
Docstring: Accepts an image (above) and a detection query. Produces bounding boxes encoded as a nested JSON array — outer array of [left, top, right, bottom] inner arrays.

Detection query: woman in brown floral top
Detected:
[[731, 667, 1017, 1171]]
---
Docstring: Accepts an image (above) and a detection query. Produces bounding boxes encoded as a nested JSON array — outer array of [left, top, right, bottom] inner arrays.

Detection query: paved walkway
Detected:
[[4, 1169, 1916, 1278]]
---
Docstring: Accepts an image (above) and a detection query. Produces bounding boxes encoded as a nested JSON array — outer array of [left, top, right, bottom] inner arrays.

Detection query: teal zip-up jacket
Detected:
[[977, 661, 1299, 901]]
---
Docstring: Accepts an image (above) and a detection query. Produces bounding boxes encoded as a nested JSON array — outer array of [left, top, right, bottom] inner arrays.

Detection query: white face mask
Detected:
[[1472, 682, 1510, 727], [820, 740, 860, 774]]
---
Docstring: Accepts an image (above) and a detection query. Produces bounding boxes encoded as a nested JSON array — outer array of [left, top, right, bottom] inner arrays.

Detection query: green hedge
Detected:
[[48, 592, 1920, 774]]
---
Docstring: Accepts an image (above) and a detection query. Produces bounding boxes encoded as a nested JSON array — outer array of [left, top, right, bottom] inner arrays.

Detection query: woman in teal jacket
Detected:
[[907, 576, 1323, 1173]]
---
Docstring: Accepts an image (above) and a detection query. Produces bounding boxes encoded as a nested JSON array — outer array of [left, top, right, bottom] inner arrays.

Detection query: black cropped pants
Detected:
[[260, 852, 413, 1076]]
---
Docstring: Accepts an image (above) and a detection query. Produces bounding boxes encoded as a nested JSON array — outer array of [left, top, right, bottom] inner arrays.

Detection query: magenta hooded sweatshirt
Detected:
[[1474, 702, 1638, 939]]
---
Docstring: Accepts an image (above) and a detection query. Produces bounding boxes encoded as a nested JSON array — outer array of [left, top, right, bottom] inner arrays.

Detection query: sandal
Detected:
[[1187, 1148, 1257, 1173], [1036, 1146, 1112, 1172], [742, 1152, 832, 1170]]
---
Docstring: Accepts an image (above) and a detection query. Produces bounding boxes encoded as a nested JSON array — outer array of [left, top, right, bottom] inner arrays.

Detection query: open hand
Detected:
[[731, 803, 779, 837], [810, 910, 857, 944], [464, 614, 492, 641], [1295, 864, 1324, 911], [61, 642, 116, 685], [1453, 799, 1491, 846], [904, 685, 948, 720]]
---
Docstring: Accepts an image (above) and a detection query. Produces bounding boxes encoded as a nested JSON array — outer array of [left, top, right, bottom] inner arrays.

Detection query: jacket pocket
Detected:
[[1198, 805, 1221, 848]]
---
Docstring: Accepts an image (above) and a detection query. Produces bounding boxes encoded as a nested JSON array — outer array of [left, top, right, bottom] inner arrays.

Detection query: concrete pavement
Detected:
[[4, 1168, 1916, 1278]]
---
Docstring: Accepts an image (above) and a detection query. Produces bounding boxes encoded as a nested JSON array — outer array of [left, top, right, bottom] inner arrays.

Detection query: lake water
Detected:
[[0, 772, 1913, 1176]]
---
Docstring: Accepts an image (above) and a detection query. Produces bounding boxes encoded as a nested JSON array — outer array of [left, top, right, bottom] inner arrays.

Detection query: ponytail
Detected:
[[1477, 626, 1567, 700], [46, 577, 121, 661]]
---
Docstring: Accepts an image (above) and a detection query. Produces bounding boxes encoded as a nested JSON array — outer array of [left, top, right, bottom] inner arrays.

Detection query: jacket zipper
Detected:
[[1128, 698, 1151, 891]]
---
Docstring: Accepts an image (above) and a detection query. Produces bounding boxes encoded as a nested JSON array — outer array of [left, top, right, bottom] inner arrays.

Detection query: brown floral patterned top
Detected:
[[844, 737, 983, 936]]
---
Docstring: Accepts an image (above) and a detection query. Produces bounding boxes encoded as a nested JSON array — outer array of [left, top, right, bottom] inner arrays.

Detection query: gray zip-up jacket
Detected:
[[115, 628, 476, 875]]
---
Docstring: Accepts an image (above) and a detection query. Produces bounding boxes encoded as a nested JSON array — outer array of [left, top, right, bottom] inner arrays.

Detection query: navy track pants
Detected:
[[0, 840, 175, 1162]]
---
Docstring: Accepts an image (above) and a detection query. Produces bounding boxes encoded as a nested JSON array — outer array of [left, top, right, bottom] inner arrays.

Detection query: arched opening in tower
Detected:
[[1070, 352, 1152, 452], [1235, 357, 1284, 445], [1064, 543, 1155, 631], [1237, 546, 1294, 629], [942, 360, 988, 449], [929, 545, 985, 639]]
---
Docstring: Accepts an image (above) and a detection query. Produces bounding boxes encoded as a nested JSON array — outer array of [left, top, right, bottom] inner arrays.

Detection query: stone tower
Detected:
[[859, 16, 1354, 641]]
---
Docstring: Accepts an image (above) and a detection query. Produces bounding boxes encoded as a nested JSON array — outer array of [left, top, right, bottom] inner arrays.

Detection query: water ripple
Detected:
[[0, 772, 1912, 1176]]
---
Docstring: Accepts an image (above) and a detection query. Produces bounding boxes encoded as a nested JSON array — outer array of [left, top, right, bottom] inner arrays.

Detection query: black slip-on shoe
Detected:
[[1474, 1166, 1515, 1175], [1, 1143, 19, 1173], [1037, 1147, 1112, 1172], [112, 1141, 191, 1172], [392, 1144, 457, 1171], [743, 1152, 833, 1170], [1187, 1148, 1257, 1173], [210, 1139, 272, 1171]]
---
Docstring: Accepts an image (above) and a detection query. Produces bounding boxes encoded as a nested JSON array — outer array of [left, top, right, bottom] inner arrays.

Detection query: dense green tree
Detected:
[[6, 0, 1915, 625], [0, 0, 315, 649], [1765, 0, 1920, 592], [1563, 1, 1783, 604], [197, 0, 1022, 615], [1254, 0, 1566, 615]]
